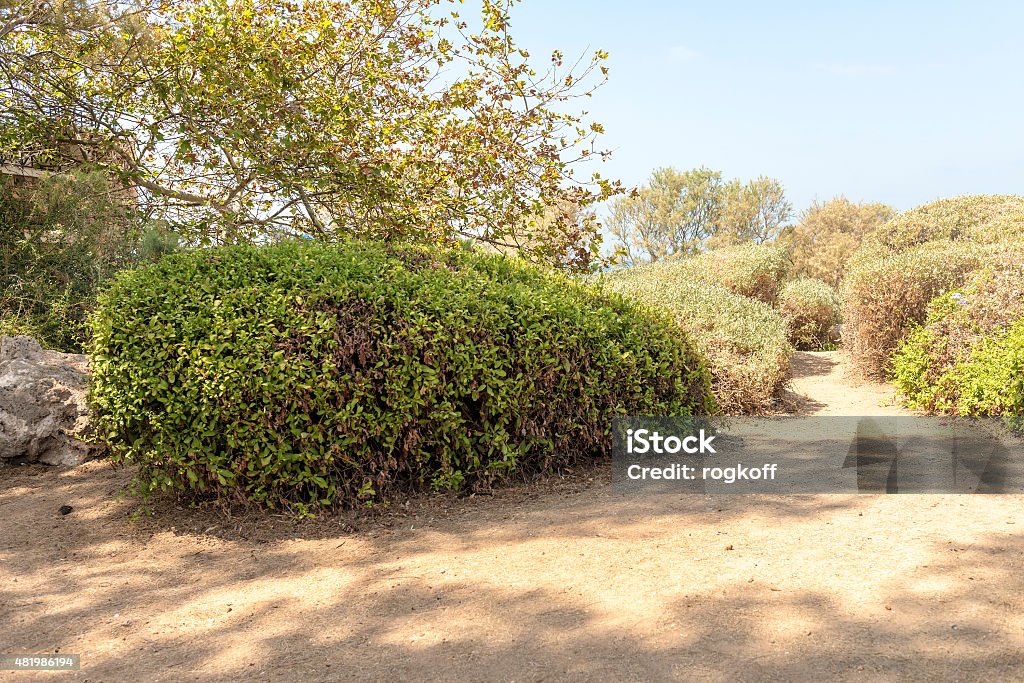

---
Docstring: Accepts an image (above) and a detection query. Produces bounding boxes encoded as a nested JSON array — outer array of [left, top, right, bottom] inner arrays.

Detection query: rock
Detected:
[[0, 336, 96, 467]]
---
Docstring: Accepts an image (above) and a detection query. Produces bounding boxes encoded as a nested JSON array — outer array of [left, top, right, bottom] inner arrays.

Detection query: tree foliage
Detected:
[[1, 0, 620, 269], [0, 168, 146, 350], [714, 176, 793, 247], [779, 197, 894, 286], [607, 167, 721, 265], [607, 167, 791, 264]]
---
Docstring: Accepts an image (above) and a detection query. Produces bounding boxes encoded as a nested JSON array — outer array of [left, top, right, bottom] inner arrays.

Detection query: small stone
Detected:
[[58, 505, 73, 515]]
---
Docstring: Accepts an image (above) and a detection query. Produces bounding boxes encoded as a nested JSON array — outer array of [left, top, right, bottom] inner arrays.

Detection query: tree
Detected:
[[0, 168, 144, 350], [715, 176, 793, 246], [779, 197, 894, 286], [479, 193, 599, 271], [1, 0, 621, 270], [607, 166, 722, 265], [607, 167, 794, 264]]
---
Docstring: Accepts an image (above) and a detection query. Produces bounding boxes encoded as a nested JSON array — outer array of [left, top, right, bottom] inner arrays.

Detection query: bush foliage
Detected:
[[600, 260, 791, 414], [777, 278, 841, 350], [844, 195, 1024, 379], [89, 240, 714, 510], [646, 243, 790, 304], [892, 257, 1024, 417], [688, 243, 790, 304], [842, 242, 985, 378], [867, 195, 1024, 253]]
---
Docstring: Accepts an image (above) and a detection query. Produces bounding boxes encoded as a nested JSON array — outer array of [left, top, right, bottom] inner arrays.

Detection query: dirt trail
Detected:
[[3, 353, 1023, 682], [784, 350, 913, 416]]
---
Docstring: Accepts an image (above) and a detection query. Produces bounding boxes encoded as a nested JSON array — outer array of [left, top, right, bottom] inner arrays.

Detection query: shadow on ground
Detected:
[[2, 461, 1023, 681]]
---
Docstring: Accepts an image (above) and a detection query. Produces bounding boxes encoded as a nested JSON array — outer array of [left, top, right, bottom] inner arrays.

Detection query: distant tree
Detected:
[[778, 197, 895, 287], [607, 166, 722, 265], [715, 176, 793, 246], [609, 168, 793, 263]]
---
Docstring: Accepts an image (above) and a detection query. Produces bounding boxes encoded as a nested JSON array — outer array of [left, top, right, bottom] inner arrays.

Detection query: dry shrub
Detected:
[[868, 195, 1024, 252], [651, 243, 790, 304], [843, 242, 984, 378], [777, 278, 841, 350], [844, 194, 1024, 379], [692, 243, 791, 304], [600, 262, 792, 414]]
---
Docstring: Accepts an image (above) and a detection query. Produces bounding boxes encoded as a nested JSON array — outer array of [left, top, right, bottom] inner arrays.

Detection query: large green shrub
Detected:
[[89, 240, 714, 510], [892, 257, 1024, 417], [599, 262, 791, 414], [777, 278, 841, 350]]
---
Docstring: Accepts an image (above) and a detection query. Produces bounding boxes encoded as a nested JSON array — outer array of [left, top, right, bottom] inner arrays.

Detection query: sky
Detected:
[[507, 0, 1024, 214]]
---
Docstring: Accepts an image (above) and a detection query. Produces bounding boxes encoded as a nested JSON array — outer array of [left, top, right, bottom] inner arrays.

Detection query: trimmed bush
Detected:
[[892, 256, 1024, 417], [599, 262, 792, 414], [777, 278, 841, 350], [868, 195, 1024, 253], [843, 241, 986, 378], [88, 240, 714, 511]]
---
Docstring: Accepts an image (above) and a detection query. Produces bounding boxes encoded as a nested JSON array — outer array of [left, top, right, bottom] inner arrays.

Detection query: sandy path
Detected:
[[3, 353, 1023, 682], [784, 350, 912, 416]]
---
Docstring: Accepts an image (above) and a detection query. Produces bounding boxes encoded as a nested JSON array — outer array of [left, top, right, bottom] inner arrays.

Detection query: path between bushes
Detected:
[[3, 352, 1023, 681], [784, 350, 913, 416]]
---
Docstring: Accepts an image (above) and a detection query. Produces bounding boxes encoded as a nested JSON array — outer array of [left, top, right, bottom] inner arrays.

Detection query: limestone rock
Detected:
[[0, 335, 95, 467]]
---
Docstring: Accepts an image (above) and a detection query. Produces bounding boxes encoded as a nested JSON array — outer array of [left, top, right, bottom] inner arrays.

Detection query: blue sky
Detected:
[[508, 1, 1024, 214]]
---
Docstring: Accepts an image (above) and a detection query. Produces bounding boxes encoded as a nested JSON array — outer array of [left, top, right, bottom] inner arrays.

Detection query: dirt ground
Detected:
[[783, 350, 911, 416], [3, 351, 1024, 681]]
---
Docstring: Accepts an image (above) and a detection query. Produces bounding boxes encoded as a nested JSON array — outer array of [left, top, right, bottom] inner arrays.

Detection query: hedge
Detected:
[[842, 242, 985, 378], [777, 278, 841, 350], [868, 195, 1024, 253], [892, 256, 1024, 418], [599, 262, 792, 414], [844, 194, 1024, 379], [88, 240, 714, 511], [662, 243, 790, 304]]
